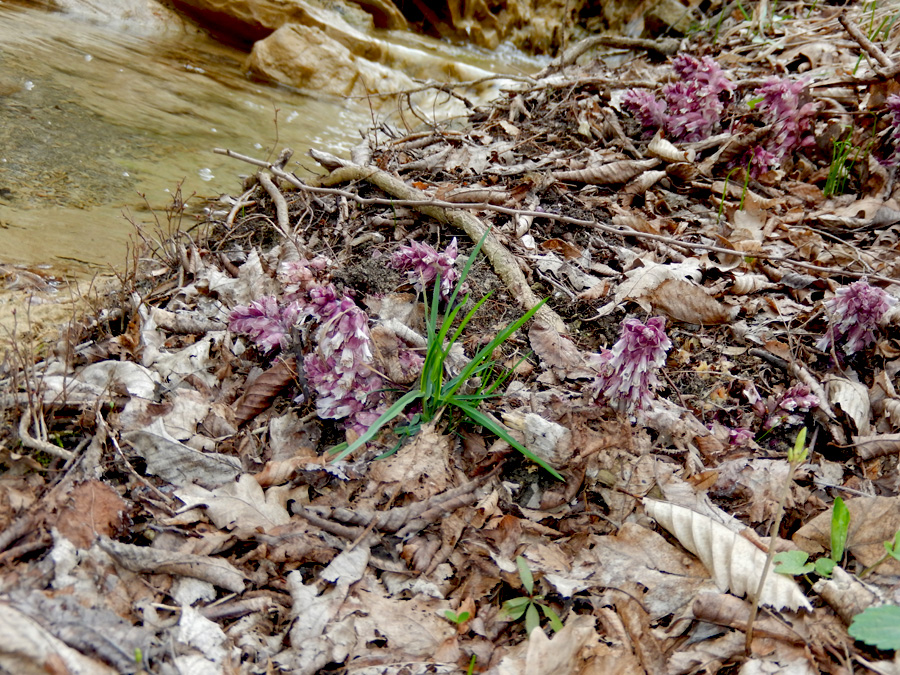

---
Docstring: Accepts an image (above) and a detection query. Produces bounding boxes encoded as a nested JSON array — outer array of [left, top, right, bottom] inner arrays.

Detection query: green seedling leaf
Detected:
[[885, 529, 900, 562], [516, 556, 534, 595], [831, 496, 850, 563], [525, 602, 540, 636], [444, 610, 470, 625], [815, 557, 837, 577], [540, 603, 564, 633], [848, 605, 900, 650], [773, 550, 814, 576], [788, 427, 808, 464], [501, 596, 531, 621], [746, 95, 765, 110]]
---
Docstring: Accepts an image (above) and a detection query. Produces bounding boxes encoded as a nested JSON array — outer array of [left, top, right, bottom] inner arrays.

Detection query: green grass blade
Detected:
[[447, 291, 492, 348], [444, 298, 546, 401], [446, 231, 488, 309], [329, 390, 423, 462], [454, 401, 563, 480]]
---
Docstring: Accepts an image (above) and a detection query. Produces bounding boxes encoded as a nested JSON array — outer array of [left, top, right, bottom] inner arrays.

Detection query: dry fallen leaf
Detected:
[[643, 499, 812, 611], [646, 279, 738, 325]]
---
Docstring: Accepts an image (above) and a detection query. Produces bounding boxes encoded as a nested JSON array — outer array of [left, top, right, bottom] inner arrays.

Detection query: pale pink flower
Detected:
[[391, 238, 461, 299], [622, 54, 734, 142], [229, 296, 302, 352], [816, 279, 896, 355], [752, 77, 819, 172], [590, 316, 672, 414]]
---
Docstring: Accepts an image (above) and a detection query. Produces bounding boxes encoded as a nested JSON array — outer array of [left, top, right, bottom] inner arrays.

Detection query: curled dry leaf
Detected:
[[233, 356, 297, 427], [646, 279, 738, 325], [648, 130, 694, 163], [552, 158, 659, 184], [730, 273, 778, 295], [502, 411, 573, 465], [528, 320, 592, 379], [643, 499, 812, 611], [623, 169, 667, 195], [665, 161, 700, 182], [825, 375, 871, 436]]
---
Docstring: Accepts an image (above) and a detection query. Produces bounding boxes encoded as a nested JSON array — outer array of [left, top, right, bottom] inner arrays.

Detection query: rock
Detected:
[[246, 14, 505, 108], [246, 23, 412, 98], [168, 0, 404, 44]]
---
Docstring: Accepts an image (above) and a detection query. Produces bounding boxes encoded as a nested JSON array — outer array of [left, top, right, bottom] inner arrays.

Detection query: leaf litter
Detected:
[[5, 2, 900, 673]]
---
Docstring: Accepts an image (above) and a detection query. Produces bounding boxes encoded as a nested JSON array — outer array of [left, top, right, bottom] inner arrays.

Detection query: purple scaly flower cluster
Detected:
[[748, 77, 819, 175], [303, 290, 383, 425], [760, 384, 820, 430], [590, 316, 672, 415], [229, 296, 303, 353], [622, 55, 734, 142], [882, 94, 900, 166], [391, 238, 462, 300], [229, 256, 384, 435], [816, 278, 896, 355]]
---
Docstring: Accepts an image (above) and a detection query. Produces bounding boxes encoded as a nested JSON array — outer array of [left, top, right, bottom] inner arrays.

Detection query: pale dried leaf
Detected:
[[730, 273, 778, 295], [825, 375, 871, 435], [852, 432, 900, 460], [642, 499, 812, 611], [98, 536, 246, 592], [367, 422, 452, 500], [0, 603, 118, 675], [175, 474, 291, 531], [528, 320, 591, 378], [646, 279, 738, 325], [502, 412, 573, 465], [648, 130, 693, 163], [552, 158, 659, 184], [494, 615, 597, 675], [123, 419, 242, 489], [622, 169, 666, 195], [614, 260, 702, 308]]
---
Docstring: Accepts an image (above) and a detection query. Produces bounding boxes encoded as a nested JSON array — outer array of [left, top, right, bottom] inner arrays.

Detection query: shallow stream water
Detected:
[[0, 4, 542, 277]]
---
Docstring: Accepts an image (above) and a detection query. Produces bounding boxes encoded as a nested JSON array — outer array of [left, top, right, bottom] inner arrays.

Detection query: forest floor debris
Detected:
[[4, 2, 900, 674]]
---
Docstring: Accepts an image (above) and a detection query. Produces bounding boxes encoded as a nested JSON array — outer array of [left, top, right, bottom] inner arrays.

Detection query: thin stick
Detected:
[[839, 10, 895, 71]]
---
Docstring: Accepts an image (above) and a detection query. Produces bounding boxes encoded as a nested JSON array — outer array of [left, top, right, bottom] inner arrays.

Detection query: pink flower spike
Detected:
[[816, 279, 896, 355], [591, 316, 672, 415], [391, 238, 462, 299], [229, 296, 302, 352]]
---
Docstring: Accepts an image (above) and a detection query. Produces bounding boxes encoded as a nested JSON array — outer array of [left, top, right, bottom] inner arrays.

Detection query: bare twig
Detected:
[[18, 406, 74, 461], [838, 10, 896, 71], [257, 171, 290, 239]]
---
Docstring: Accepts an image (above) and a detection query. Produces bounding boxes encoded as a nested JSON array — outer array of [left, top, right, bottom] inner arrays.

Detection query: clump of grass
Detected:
[[331, 233, 561, 479]]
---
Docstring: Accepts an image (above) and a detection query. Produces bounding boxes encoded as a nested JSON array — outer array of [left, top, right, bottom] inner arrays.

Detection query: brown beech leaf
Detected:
[[552, 158, 659, 184], [234, 356, 297, 427], [541, 238, 583, 260], [54, 480, 127, 549], [623, 169, 667, 195], [643, 499, 812, 611], [645, 279, 738, 325]]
